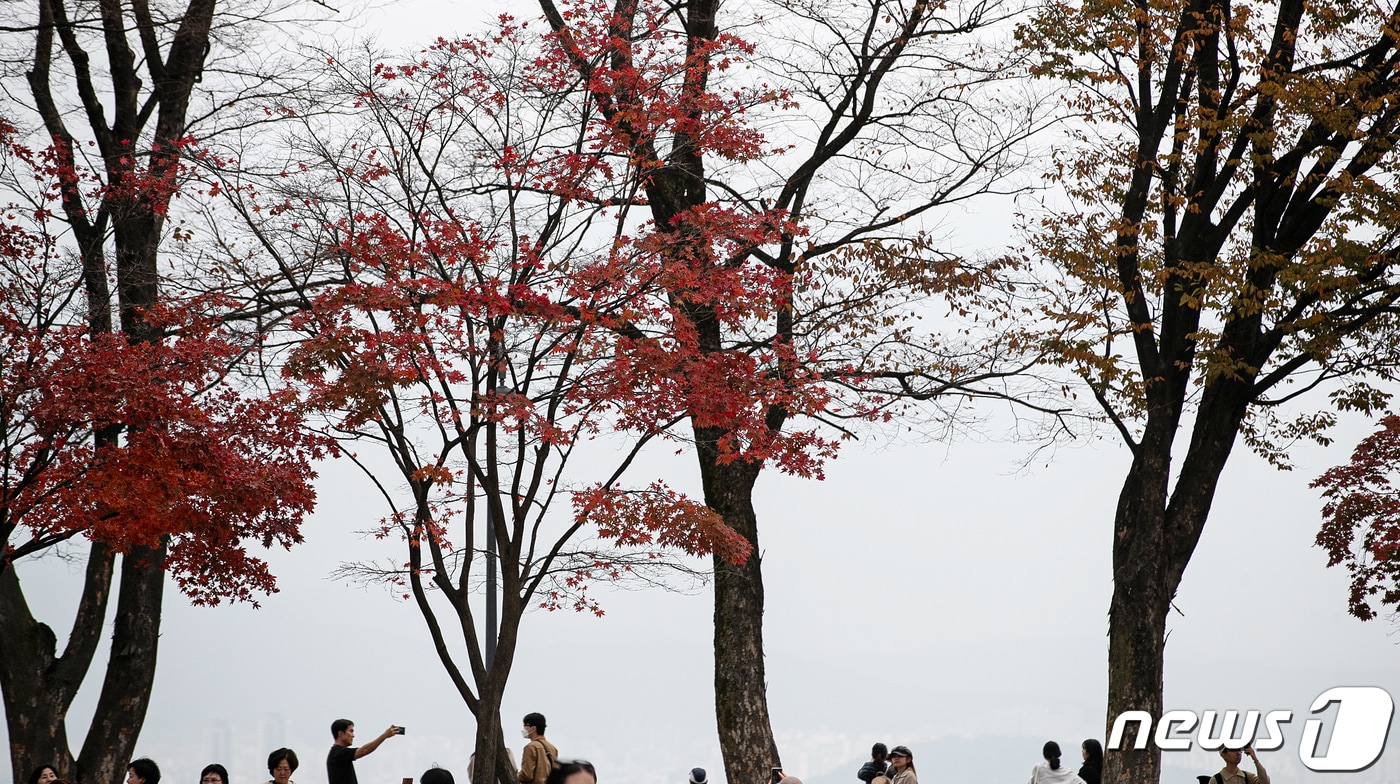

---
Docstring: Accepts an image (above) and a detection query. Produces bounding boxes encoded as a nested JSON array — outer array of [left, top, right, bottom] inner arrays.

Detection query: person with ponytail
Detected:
[[1028, 741, 1086, 784]]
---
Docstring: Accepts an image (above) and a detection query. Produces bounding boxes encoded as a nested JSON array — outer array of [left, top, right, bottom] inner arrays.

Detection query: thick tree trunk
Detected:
[[0, 542, 170, 784], [1103, 540, 1170, 784], [0, 545, 113, 784], [76, 542, 166, 784], [1102, 396, 1245, 784], [1101, 445, 1174, 784], [698, 439, 778, 784], [469, 702, 510, 784]]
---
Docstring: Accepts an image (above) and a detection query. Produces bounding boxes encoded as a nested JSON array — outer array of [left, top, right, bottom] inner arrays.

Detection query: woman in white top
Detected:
[[1029, 741, 1086, 784]]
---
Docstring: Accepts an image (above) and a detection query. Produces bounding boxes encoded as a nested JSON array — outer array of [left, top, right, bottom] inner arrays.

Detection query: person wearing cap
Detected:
[[688, 768, 707, 784], [887, 746, 917, 784]]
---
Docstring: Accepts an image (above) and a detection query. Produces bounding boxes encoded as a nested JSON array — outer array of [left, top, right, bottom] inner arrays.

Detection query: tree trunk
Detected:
[[1101, 400, 1242, 784], [76, 541, 167, 784], [0, 541, 171, 784], [0, 545, 114, 784], [1103, 537, 1170, 784], [699, 438, 778, 784]]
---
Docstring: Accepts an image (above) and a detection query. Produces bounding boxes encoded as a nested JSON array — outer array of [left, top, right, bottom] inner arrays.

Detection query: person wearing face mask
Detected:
[[518, 712, 559, 784]]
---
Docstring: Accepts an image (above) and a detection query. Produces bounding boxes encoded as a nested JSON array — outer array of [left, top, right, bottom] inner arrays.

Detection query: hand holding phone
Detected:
[[770, 767, 783, 784]]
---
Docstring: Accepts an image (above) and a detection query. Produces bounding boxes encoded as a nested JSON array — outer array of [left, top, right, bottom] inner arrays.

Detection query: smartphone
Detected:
[[770, 768, 782, 784], [395, 726, 407, 735]]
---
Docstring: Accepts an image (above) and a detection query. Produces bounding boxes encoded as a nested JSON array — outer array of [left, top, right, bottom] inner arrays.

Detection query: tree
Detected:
[[1315, 414, 1400, 621], [0, 0, 330, 777], [0, 122, 325, 784], [1017, 2, 1400, 783], [213, 28, 754, 784], [533, 0, 1049, 778]]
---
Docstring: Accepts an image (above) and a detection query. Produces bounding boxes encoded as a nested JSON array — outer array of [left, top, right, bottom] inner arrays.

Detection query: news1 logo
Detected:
[[1108, 687, 1395, 772]]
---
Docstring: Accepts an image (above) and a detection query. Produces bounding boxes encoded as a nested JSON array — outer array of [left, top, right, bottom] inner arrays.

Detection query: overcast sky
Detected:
[[6, 1, 1400, 784], [10, 416, 1399, 784]]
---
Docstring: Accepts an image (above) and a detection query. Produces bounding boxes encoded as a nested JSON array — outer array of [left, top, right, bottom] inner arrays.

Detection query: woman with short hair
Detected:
[[200, 764, 229, 784], [267, 748, 299, 784]]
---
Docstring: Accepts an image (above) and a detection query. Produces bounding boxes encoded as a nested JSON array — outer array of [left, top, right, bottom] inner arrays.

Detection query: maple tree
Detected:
[[210, 27, 758, 784], [530, 0, 1053, 777], [0, 0, 332, 779], [1314, 415, 1400, 621], [0, 120, 325, 784], [1015, 1, 1400, 783]]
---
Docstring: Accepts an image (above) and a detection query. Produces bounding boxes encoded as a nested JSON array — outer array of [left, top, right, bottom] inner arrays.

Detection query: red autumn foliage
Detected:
[[0, 126, 328, 606], [1314, 414, 1400, 621]]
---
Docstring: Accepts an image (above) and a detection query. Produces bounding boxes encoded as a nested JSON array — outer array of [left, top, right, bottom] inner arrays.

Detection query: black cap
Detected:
[[689, 768, 708, 784], [888, 746, 913, 759]]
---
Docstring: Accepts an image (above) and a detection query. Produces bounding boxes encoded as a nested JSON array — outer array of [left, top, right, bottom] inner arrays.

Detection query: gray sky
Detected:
[[9, 418, 1399, 784], [5, 1, 1400, 783]]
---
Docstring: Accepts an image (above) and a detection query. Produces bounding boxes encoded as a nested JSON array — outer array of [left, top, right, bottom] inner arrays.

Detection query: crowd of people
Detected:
[[22, 726, 1271, 784], [849, 738, 1267, 784], [22, 712, 597, 784]]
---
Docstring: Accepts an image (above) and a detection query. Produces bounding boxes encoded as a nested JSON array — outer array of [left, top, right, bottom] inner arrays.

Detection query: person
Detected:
[[1211, 746, 1270, 784], [422, 767, 456, 784], [467, 747, 518, 782], [544, 760, 595, 784], [518, 712, 559, 784], [326, 718, 400, 784], [200, 764, 229, 784], [127, 758, 162, 784], [688, 768, 707, 784], [887, 746, 916, 784], [858, 743, 889, 784], [267, 748, 299, 784], [1028, 741, 1084, 784], [28, 765, 59, 784], [1078, 740, 1102, 784]]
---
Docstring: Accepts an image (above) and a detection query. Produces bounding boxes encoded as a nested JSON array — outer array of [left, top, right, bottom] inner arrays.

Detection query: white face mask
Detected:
[[521, 728, 531, 739]]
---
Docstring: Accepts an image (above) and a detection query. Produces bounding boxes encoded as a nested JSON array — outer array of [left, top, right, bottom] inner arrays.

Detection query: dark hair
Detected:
[[523, 713, 547, 736], [545, 760, 595, 784], [269, 748, 300, 774], [871, 743, 887, 762], [29, 766, 59, 784], [421, 768, 455, 784], [200, 764, 229, 784], [1043, 742, 1062, 771], [1082, 740, 1103, 766], [331, 719, 354, 738], [129, 758, 162, 784]]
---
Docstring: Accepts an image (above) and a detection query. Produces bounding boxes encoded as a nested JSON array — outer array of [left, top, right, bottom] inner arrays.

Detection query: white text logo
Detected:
[[1107, 686, 1394, 772]]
